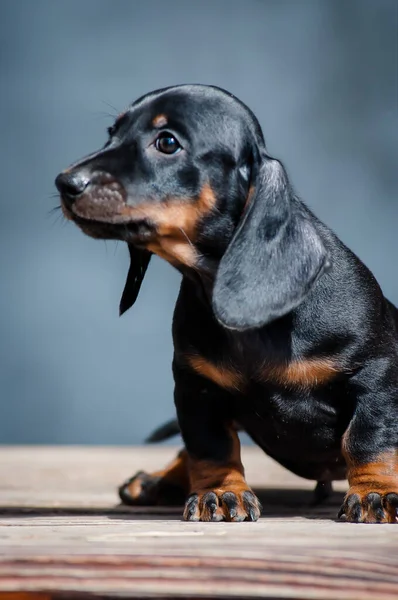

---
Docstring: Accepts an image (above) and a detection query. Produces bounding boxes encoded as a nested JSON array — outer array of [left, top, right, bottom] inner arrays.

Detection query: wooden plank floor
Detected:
[[0, 446, 397, 599]]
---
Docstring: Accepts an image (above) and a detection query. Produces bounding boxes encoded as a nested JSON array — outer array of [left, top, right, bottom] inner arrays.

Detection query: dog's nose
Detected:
[[55, 171, 90, 201]]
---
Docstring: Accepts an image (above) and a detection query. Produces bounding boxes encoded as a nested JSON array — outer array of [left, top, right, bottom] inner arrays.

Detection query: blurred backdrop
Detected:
[[0, 0, 397, 444]]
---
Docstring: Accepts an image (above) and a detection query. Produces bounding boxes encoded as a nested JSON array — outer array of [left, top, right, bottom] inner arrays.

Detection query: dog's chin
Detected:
[[61, 199, 155, 245]]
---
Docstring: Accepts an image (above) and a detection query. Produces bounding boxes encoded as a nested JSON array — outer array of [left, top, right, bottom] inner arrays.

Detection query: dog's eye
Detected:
[[155, 132, 182, 154]]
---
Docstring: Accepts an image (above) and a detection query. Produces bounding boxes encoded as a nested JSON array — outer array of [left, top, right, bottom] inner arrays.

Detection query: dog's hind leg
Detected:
[[118, 448, 189, 506]]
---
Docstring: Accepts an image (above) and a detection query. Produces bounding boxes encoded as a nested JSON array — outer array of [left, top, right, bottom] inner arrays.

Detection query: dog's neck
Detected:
[[175, 189, 252, 310]]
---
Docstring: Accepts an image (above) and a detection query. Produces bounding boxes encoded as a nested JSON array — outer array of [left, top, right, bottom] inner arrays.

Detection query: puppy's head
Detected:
[[56, 84, 328, 328]]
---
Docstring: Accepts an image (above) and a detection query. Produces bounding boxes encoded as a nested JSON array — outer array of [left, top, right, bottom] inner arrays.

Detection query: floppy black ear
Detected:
[[212, 155, 329, 330], [119, 245, 152, 316]]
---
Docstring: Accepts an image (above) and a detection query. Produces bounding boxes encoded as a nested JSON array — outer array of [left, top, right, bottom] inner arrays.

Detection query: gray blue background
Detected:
[[0, 0, 397, 443]]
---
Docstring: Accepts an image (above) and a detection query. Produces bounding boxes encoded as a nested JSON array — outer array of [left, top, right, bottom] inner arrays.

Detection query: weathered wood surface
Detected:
[[0, 446, 397, 599]]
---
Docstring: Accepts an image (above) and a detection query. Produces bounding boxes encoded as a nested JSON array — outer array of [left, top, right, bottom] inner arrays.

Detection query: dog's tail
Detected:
[[145, 418, 180, 443], [145, 417, 242, 443]]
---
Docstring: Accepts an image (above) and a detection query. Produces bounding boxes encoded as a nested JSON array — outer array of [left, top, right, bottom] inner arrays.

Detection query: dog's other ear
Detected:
[[212, 154, 329, 331], [119, 245, 152, 316]]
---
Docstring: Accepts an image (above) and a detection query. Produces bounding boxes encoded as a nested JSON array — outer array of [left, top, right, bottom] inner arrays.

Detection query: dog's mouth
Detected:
[[60, 177, 157, 244], [64, 208, 156, 243]]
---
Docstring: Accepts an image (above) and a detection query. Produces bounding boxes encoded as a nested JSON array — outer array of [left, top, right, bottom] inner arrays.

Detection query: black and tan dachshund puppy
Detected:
[[56, 85, 398, 523]]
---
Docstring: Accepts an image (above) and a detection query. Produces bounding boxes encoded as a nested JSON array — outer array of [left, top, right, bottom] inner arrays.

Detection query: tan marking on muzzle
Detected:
[[121, 183, 216, 267]]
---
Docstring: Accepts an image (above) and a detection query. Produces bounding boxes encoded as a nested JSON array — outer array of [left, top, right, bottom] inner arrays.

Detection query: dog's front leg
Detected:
[[340, 360, 398, 523], [174, 362, 261, 522]]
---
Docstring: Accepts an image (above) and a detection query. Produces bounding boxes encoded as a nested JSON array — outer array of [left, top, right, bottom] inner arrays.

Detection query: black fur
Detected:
[[55, 84, 398, 523], [213, 157, 329, 330]]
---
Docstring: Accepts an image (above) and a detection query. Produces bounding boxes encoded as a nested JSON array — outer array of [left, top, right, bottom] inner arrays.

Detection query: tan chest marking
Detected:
[[186, 355, 244, 392], [188, 354, 339, 392], [260, 358, 340, 388]]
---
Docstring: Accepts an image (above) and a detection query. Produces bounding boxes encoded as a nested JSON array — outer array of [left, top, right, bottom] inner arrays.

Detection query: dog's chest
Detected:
[[185, 334, 338, 394], [181, 324, 348, 458], [175, 290, 341, 394]]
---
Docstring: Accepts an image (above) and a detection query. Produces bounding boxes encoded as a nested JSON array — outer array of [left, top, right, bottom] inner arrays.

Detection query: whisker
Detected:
[[46, 206, 64, 226], [48, 209, 66, 228], [92, 111, 118, 121], [179, 227, 205, 270], [100, 101, 120, 116], [179, 227, 195, 249], [47, 205, 62, 216], [178, 227, 189, 242]]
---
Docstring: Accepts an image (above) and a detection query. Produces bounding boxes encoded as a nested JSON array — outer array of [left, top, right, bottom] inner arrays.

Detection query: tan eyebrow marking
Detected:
[[152, 114, 168, 128]]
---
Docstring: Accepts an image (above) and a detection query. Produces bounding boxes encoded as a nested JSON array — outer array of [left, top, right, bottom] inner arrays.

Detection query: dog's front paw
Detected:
[[183, 487, 261, 522], [338, 486, 398, 523]]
